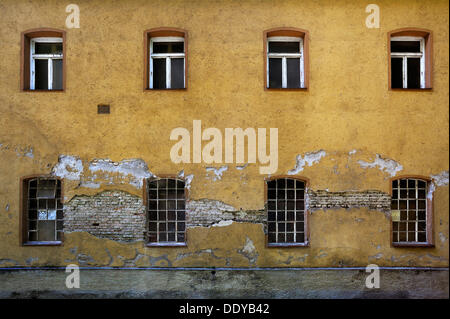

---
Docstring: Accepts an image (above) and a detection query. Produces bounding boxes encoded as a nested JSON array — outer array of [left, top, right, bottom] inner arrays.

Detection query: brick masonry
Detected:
[[64, 191, 146, 242], [307, 190, 391, 212], [63, 190, 391, 242]]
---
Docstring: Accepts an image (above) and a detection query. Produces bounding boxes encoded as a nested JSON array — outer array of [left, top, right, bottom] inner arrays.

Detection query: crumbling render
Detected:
[[89, 158, 155, 188], [431, 170, 449, 187], [288, 150, 326, 175], [206, 166, 228, 181], [52, 155, 84, 180], [187, 199, 265, 229], [357, 154, 403, 177]]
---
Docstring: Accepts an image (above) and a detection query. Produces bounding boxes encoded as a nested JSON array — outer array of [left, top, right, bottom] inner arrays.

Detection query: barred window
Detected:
[[267, 178, 307, 246], [391, 178, 432, 245], [147, 178, 186, 245], [23, 177, 63, 243]]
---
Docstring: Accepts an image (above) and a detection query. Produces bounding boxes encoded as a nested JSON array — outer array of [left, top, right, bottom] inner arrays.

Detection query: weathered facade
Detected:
[[0, 0, 448, 286]]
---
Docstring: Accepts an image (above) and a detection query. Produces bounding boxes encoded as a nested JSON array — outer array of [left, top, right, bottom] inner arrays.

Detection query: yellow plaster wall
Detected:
[[0, 0, 448, 267]]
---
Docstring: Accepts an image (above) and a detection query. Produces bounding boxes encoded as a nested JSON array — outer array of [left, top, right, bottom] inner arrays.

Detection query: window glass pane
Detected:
[[268, 58, 282, 88], [52, 59, 63, 90], [38, 220, 56, 241], [391, 41, 421, 53], [407, 58, 421, 89], [269, 41, 300, 53], [152, 58, 166, 89], [287, 58, 300, 88], [171, 58, 184, 89], [153, 41, 184, 53], [391, 58, 403, 89], [35, 42, 62, 54], [35, 59, 48, 89]]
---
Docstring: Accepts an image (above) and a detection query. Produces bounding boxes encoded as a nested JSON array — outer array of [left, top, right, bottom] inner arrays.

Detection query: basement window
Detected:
[[267, 178, 308, 246], [22, 177, 63, 245], [391, 178, 433, 246], [147, 178, 186, 246]]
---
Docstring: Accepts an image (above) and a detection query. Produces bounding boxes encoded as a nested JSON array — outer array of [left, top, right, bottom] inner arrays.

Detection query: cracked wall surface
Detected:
[[0, 0, 448, 269]]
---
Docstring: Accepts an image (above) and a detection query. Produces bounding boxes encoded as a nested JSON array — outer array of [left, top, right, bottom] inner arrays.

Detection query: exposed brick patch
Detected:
[[64, 191, 146, 242], [307, 190, 391, 212], [186, 199, 265, 228]]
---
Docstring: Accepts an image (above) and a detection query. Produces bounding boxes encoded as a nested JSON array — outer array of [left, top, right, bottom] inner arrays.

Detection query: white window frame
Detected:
[[30, 37, 63, 90], [391, 36, 425, 89], [267, 36, 304, 89], [149, 36, 185, 89]]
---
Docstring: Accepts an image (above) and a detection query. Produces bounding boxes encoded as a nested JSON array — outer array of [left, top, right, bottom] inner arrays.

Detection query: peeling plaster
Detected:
[[237, 237, 258, 265], [439, 232, 448, 244], [52, 155, 84, 180], [357, 154, 403, 177], [431, 171, 449, 187], [211, 220, 234, 227], [288, 150, 326, 175], [236, 163, 249, 170], [206, 166, 228, 181], [89, 158, 155, 188]]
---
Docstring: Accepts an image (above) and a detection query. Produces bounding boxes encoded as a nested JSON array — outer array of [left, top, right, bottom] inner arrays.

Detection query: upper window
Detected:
[[21, 28, 65, 91], [22, 177, 63, 245], [388, 29, 432, 89], [146, 178, 186, 246], [391, 177, 433, 246], [266, 177, 308, 246], [264, 28, 309, 90], [144, 28, 187, 90]]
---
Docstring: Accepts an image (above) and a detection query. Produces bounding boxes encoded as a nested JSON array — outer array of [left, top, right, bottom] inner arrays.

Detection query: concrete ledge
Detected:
[[0, 268, 448, 299]]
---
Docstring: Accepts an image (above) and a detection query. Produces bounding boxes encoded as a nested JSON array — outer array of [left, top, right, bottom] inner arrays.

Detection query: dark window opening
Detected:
[[147, 178, 186, 244], [267, 178, 306, 244], [26, 178, 63, 242], [392, 178, 428, 243]]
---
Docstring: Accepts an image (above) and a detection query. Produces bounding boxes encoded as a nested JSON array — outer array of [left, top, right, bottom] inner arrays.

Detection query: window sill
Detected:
[[389, 88, 432, 92], [146, 242, 187, 248], [23, 241, 62, 246], [265, 87, 308, 91], [267, 242, 309, 248], [144, 88, 186, 91], [22, 89, 65, 92], [392, 242, 434, 248]]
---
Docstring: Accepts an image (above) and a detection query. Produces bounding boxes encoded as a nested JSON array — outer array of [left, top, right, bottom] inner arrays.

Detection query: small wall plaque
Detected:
[[97, 104, 110, 114]]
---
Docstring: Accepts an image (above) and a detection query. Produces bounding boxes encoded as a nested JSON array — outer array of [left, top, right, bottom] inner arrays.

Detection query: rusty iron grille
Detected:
[[267, 178, 305, 244], [147, 178, 186, 243], [27, 178, 63, 242], [392, 178, 428, 243]]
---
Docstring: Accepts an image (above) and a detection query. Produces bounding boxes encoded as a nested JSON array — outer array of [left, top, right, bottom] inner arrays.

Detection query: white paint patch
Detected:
[[357, 154, 403, 177], [206, 165, 228, 181], [89, 158, 154, 188], [242, 237, 256, 255], [439, 232, 448, 244], [288, 150, 327, 175], [348, 149, 357, 155], [211, 220, 234, 227], [236, 163, 248, 170], [52, 155, 84, 180], [185, 174, 194, 190], [427, 182, 436, 200], [79, 181, 101, 189], [431, 171, 449, 186]]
